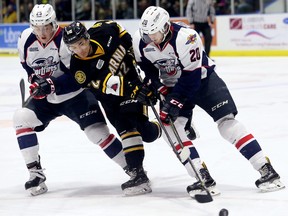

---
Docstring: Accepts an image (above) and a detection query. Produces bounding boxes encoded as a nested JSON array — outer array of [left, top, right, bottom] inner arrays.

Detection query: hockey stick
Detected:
[[19, 78, 36, 107], [149, 102, 213, 203], [19, 78, 25, 107]]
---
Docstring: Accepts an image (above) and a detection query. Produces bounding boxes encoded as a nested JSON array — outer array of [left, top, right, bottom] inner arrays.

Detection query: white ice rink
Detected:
[[0, 56, 287, 216]]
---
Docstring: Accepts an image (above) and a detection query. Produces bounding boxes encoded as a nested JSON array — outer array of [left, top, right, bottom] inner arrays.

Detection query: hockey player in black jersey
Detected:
[[133, 6, 285, 196], [63, 21, 161, 196]]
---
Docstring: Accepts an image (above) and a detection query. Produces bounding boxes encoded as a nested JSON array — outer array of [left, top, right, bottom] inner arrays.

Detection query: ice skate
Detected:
[[25, 160, 47, 196], [255, 159, 285, 192], [187, 167, 220, 198], [121, 166, 152, 196], [124, 166, 149, 179]]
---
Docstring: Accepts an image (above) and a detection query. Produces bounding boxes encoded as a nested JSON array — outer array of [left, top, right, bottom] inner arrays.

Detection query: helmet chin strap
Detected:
[[161, 28, 170, 43], [161, 25, 171, 43], [52, 22, 58, 31]]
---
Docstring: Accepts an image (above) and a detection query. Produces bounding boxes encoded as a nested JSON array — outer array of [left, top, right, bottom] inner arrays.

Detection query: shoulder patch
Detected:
[[96, 59, 105, 69], [75, 70, 86, 84], [185, 34, 197, 45]]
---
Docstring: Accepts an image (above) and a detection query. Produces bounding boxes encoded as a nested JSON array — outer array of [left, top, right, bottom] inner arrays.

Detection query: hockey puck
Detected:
[[219, 208, 228, 216]]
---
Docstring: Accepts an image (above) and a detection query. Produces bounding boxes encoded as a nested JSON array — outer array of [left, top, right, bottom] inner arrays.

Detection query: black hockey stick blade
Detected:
[[194, 193, 213, 203], [19, 78, 25, 107], [188, 183, 213, 203]]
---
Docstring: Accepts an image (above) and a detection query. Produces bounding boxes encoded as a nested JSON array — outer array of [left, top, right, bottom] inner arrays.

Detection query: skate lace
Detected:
[[29, 168, 46, 180], [128, 169, 147, 182], [259, 164, 272, 179], [199, 169, 210, 181]]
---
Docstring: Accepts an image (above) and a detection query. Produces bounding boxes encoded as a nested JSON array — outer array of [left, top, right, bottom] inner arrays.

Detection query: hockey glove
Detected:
[[134, 82, 169, 106], [29, 77, 56, 99], [135, 84, 158, 106], [129, 80, 157, 106], [160, 94, 185, 124]]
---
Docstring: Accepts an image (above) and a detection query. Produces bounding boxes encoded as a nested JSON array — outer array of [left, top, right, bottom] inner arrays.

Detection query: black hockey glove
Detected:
[[135, 84, 158, 106], [29, 77, 56, 99], [160, 94, 185, 124], [129, 80, 157, 106]]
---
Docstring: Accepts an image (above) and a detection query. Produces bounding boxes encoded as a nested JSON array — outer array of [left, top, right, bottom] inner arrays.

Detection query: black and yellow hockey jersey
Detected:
[[69, 20, 139, 98]]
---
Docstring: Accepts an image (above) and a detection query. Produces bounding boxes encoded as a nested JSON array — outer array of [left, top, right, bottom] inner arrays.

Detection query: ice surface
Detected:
[[0, 56, 287, 216]]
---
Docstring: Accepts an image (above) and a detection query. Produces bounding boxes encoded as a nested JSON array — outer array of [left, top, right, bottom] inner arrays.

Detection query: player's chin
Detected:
[[78, 53, 87, 58], [79, 51, 89, 58], [40, 38, 49, 44], [153, 40, 161, 45]]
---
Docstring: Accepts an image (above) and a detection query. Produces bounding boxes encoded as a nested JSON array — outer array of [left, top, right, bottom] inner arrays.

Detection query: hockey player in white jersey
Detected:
[[132, 6, 285, 197], [13, 4, 128, 196]]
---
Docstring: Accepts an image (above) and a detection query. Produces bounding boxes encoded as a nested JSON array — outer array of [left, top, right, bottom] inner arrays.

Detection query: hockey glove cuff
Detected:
[[158, 85, 168, 96], [160, 94, 185, 124]]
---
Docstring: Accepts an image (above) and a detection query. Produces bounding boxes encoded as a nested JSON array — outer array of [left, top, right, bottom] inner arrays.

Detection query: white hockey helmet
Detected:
[[30, 4, 57, 29], [140, 6, 171, 43]]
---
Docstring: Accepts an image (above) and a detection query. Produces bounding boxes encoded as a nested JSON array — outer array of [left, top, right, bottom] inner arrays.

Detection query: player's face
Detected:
[[68, 38, 91, 58], [148, 31, 164, 45], [33, 24, 55, 44]]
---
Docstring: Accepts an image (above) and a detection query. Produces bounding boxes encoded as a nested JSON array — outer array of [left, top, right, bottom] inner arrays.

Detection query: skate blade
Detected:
[[259, 179, 285, 192], [123, 183, 152, 196], [27, 182, 48, 196], [188, 186, 221, 198]]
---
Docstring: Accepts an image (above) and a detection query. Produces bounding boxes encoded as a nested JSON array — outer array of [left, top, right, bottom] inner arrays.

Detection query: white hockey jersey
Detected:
[[18, 26, 83, 104], [133, 22, 215, 101]]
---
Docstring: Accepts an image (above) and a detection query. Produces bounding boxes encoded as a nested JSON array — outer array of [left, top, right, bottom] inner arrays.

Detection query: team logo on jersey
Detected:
[[156, 58, 180, 77], [185, 34, 197, 45], [31, 56, 58, 77], [75, 70, 86, 84]]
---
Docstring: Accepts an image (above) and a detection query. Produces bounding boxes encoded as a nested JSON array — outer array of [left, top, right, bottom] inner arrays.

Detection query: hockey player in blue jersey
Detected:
[[13, 4, 128, 196], [132, 6, 285, 197]]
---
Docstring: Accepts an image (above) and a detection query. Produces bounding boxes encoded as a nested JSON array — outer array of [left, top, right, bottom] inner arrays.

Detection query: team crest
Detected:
[[32, 56, 57, 77], [75, 70, 86, 84], [185, 34, 197, 45]]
